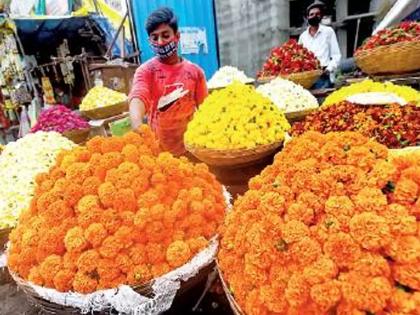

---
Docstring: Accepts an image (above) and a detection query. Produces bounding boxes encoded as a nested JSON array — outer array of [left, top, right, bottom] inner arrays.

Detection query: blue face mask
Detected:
[[150, 40, 178, 59]]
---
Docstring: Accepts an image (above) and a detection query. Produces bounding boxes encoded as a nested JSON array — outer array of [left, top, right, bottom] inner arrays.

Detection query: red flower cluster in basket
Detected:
[[356, 22, 420, 53], [291, 101, 420, 149], [257, 39, 321, 78]]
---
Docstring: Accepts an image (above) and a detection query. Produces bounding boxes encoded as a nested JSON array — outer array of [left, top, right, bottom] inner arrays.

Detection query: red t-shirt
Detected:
[[129, 57, 208, 130]]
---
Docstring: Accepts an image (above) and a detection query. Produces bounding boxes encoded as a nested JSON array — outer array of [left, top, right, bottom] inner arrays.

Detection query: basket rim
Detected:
[[355, 39, 420, 57], [80, 99, 128, 115], [258, 69, 322, 82], [185, 141, 283, 154]]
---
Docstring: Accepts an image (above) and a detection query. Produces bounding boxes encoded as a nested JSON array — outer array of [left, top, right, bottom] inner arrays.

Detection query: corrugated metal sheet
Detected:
[[131, 0, 219, 79], [215, 0, 290, 77]]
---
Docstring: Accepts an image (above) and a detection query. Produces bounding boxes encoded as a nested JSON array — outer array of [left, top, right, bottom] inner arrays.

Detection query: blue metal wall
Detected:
[[131, 0, 219, 79]]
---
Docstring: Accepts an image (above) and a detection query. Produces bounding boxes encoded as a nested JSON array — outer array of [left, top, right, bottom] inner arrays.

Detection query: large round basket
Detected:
[[186, 142, 283, 168], [80, 100, 128, 120], [216, 263, 243, 315], [280, 70, 322, 89], [355, 41, 420, 75], [62, 128, 91, 144], [11, 263, 214, 315]]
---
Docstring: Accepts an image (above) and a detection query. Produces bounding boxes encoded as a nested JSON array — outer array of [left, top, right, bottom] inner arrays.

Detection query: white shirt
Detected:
[[299, 24, 342, 73]]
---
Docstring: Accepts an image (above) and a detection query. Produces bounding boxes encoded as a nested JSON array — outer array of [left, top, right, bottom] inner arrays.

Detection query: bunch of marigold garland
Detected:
[[8, 125, 226, 293], [218, 131, 420, 315]]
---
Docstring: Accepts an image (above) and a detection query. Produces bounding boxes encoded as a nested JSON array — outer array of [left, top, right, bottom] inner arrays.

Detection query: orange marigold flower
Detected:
[[115, 253, 133, 274], [62, 181, 84, 207], [113, 188, 137, 212], [39, 255, 63, 287], [394, 178, 419, 204], [53, 269, 75, 292], [186, 237, 208, 254], [100, 208, 122, 234], [166, 240, 192, 268], [127, 264, 152, 285], [77, 249, 100, 273], [99, 235, 124, 259], [100, 137, 125, 154], [64, 227, 88, 253], [97, 258, 122, 282], [84, 223, 107, 248], [285, 274, 310, 308], [82, 176, 102, 195], [349, 212, 391, 250], [72, 271, 98, 293], [65, 162, 91, 185], [86, 136, 104, 153], [354, 187, 388, 213], [28, 266, 44, 286], [290, 237, 322, 266], [351, 252, 390, 278], [150, 263, 171, 278], [281, 220, 310, 244], [385, 235, 420, 264], [310, 280, 341, 311], [122, 144, 140, 163], [76, 195, 100, 213], [146, 242, 166, 264], [286, 202, 314, 225], [303, 257, 338, 286], [324, 232, 361, 268]]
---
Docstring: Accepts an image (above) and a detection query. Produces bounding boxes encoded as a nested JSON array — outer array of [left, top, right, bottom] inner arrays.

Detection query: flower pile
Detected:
[[219, 131, 420, 315], [8, 125, 226, 293], [356, 22, 420, 53], [80, 86, 127, 111], [31, 105, 89, 134], [323, 79, 420, 107], [184, 82, 290, 149], [257, 39, 320, 79], [207, 66, 254, 89], [256, 78, 318, 113], [0, 132, 75, 229], [291, 101, 420, 148]]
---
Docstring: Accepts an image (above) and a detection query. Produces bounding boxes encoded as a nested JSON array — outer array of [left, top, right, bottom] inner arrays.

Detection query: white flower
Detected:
[[0, 132, 75, 228], [257, 78, 319, 113], [207, 66, 254, 88]]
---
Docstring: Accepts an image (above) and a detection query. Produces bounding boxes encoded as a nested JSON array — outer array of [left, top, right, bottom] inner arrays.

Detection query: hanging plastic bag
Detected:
[[18, 106, 31, 138]]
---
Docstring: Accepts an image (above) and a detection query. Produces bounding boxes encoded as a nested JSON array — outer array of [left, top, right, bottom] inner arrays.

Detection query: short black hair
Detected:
[[145, 7, 178, 35], [306, 1, 325, 16]]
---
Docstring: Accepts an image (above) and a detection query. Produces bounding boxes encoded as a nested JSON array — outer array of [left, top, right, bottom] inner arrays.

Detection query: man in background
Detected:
[[299, 0, 341, 89]]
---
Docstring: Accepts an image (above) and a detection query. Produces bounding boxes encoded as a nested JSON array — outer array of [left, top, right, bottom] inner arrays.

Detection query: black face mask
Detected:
[[308, 16, 321, 26]]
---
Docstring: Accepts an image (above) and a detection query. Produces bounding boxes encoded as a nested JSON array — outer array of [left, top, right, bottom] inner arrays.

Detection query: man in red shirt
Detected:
[[129, 7, 208, 155]]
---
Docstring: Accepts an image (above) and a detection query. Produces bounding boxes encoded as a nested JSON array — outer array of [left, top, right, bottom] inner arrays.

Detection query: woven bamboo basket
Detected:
[[257, 70, 322, 89], [285, 107, 317, 123], [80, 100, 128, 120], [355, 41, 420, 75], [281, 70, 322, 89], [186, 142, 283, 167], [216, 262, 243, 315], [62, 128, 91, 144]]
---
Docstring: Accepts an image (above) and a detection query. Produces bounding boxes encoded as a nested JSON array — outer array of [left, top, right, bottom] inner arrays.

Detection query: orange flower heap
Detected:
[[218, 132, 420, 315], [8, 125, 226, 293]]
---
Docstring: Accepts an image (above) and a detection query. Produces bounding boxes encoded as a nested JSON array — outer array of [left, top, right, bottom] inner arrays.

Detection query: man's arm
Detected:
[[129, 98, 146, 129], [128, 66, 151, 129], [195, 69, 208, 106], [326, 30, 342, 72]]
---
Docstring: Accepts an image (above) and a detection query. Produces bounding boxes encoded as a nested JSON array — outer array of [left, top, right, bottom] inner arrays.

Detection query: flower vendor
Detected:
[[299, 1, 341, 89], [129, 7, 208, 155]]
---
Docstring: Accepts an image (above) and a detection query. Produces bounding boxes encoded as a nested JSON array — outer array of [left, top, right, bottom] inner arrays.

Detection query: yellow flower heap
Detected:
[[185, 82, 290, 149]]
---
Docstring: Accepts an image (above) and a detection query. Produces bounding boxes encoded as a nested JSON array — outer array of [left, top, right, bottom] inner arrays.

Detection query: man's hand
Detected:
[[129, 98, 146, 130]]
